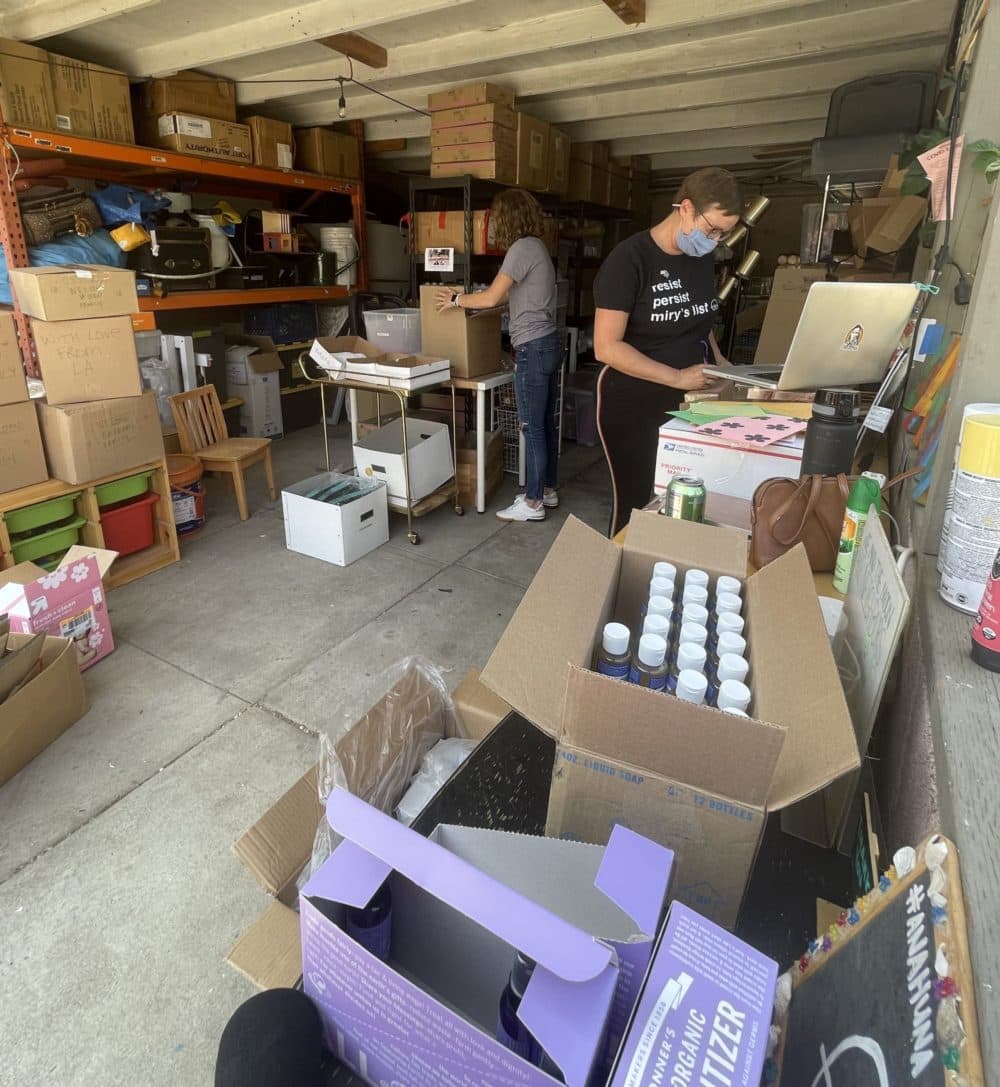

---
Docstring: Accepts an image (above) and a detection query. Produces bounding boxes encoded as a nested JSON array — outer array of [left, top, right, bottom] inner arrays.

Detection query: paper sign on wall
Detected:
[[425, 247, 455, 272]]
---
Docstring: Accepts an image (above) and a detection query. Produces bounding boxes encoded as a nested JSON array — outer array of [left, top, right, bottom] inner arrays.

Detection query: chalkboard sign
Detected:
[[776, 836, 984, 1087]]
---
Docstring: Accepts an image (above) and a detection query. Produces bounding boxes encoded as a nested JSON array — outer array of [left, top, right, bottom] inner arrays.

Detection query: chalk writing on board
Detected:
[[810, 1037, 889, 1086]]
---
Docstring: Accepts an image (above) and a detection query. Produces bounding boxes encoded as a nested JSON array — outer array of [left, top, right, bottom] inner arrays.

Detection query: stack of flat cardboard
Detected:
[[9, 266, 164, 485]]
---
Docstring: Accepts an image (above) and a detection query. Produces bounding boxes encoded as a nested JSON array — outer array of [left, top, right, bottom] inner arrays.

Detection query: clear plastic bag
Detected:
[[301, 655, 465, 890], [394, 738, 478, 825]]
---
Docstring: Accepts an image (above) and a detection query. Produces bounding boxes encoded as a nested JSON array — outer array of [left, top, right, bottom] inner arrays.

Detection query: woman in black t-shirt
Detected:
[[593, 167, 743, 536]]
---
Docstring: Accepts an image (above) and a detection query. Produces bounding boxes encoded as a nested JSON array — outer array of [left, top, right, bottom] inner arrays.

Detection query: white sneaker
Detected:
[[543, 490, 559, 509], [496, 495, 546, 522]]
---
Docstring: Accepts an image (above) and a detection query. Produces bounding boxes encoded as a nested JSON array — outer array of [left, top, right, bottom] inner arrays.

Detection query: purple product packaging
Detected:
[[302, 789, 675, 1087], [609, 902, 777, 1087]]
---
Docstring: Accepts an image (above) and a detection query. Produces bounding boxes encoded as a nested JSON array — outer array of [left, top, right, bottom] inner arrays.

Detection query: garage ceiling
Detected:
[[10, 0, 954, 186]]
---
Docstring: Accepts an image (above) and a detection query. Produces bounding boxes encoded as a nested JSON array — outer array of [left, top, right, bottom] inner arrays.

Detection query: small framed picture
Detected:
[[425, 247, 455, 272]]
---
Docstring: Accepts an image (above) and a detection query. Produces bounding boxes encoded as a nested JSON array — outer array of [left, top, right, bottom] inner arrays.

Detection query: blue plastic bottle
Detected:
[[497, 952, 537, 1060], [344, 881, 392, 961]]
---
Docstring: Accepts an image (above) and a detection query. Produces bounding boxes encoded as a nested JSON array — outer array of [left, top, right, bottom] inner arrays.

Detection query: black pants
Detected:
[[596, 366, 681, 537]]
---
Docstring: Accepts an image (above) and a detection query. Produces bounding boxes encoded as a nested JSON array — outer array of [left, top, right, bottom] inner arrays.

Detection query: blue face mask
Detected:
[[676, 226, 718, 257]]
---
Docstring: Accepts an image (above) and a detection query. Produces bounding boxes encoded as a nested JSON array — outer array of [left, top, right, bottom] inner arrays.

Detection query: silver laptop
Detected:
[[705, 281, 920, 390]]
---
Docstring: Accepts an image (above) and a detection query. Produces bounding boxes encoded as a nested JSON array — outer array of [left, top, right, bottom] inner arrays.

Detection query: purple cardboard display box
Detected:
[[301, 789, 675, 1087], [609, 902, 777, 1087]]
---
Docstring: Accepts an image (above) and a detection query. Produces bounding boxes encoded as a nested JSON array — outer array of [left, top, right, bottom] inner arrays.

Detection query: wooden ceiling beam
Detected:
[[601, 0, 645, 24], [318, 33, 388, 69]]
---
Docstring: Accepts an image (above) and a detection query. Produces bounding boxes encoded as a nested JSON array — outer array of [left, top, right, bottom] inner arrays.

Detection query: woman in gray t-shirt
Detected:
[[435, 189, 560, 523]]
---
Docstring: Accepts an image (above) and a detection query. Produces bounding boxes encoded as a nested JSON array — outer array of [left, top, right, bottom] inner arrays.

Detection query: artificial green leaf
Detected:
[[901, 172, 930, 195], [968, 138, 1000, 153]]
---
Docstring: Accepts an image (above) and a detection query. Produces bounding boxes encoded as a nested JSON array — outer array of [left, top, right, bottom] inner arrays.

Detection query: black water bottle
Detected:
[[800, 388, 861, 476]]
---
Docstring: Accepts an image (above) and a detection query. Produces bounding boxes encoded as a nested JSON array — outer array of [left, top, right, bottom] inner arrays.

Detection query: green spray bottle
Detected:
[[833, 474, 884, 593]]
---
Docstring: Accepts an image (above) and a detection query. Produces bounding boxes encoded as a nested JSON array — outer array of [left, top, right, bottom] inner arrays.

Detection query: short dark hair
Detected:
[[675, 167, 743, 217]]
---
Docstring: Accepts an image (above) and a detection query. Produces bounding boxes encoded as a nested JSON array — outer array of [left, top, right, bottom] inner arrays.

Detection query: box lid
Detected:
[[307, 789, 615, 984]]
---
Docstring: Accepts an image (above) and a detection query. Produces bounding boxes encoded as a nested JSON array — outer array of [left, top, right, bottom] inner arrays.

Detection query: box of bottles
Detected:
[[480, 511, 859, 929], [300, 788, 675, 1086]]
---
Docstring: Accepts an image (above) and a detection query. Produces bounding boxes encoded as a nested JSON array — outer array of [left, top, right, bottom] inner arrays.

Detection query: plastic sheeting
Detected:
[[0, 231, 126, 305]]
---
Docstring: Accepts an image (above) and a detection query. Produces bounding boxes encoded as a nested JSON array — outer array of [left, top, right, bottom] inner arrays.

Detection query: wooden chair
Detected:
[[168, 385, 276, 522]]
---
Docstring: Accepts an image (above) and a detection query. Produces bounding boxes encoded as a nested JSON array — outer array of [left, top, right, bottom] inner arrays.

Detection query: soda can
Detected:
[[661, 476, 706, 522]]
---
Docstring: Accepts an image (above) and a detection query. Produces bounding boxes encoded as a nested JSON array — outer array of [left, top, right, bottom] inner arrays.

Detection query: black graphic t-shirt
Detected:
[[594, 231, 719, 369]]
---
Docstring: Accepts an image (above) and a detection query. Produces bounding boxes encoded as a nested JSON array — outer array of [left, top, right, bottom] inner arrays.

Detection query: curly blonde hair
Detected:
[[490, 188, 545, 250]]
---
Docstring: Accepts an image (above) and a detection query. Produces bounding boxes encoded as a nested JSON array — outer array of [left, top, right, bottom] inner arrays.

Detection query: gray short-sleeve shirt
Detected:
[[499, 235, 557, 348]]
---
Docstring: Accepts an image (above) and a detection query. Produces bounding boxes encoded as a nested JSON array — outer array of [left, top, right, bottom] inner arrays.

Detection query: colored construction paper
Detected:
[[692, 415, 808, 448]]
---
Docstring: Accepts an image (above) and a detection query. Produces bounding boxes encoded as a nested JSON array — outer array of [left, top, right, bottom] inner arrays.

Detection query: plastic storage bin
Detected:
[[100, 492, 159, 557], [11, 516, 87, 564], [363, 308, 421, 354], [6, 493, 82, 535]]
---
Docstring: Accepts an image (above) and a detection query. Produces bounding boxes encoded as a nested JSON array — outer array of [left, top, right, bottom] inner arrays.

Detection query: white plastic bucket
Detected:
[[192, 213, 231, 271], [319, 224, 358, 287]]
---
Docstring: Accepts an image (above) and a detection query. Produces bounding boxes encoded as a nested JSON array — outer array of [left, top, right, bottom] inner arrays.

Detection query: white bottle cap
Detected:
[[677, 670, 708, 704], [716, 612, 745, 638], [637, 633, 667, 669], [682, 583, 709, 608], [685, 569, 710, 590], [642, 613, 670, 640], [715, 591, 742, 617], [717, 653, 750, 685], [717, 679, 752, 713], [646, 595, 672, 619], [676, 641, 707, 674], [721, 707, 749, 717], [716, 631, 747, 660], [716, 575, 742, 598], [603, 622, 631, 657], [682, 603, 709, 629], [679, 622, 708, 648], [653, 561, 677, 583], [649, 576, 674, 600]]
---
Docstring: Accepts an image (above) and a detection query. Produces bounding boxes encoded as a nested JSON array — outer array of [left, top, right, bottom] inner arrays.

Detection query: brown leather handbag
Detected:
[[750, 474, 852, 571]]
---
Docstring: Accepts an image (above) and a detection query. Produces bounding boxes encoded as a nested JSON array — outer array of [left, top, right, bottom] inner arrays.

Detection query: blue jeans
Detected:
[[514, 330, 561, 501]]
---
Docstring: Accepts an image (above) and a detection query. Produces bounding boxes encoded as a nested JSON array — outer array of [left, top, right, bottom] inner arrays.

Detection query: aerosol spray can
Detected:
[[972, 546, 1000, 672]]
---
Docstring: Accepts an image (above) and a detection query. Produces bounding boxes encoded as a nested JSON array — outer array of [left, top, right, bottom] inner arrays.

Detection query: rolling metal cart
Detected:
[[299, 354, 463, 545]]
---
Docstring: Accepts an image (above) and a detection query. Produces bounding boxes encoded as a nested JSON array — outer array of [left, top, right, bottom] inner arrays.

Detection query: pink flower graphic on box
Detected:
[[40, 569, 68, 590], [70, 563, 90, 584]]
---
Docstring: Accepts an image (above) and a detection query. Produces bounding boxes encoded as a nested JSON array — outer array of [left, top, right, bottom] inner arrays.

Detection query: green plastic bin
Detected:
[[95, 471, 155, 508], [6, 493, 82, 536], [11, 516, 87, 564]]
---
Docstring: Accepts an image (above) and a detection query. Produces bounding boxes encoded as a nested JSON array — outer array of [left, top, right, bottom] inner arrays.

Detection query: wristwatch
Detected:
[[451, 290, 462, 308]]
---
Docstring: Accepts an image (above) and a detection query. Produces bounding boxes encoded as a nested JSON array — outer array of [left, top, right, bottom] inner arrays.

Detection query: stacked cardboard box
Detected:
[[293, 127, 361, 178], [0, 314, 46, 495], [0, 38, 132, 142], [245, 115, 295, 170], [9, 266, 164, 485], [133, 70, 249, 161], [428, 83, 518, 184], [848, 155, 927, 258], [567, 141, 611, 205], [627, 154, 651, 213]]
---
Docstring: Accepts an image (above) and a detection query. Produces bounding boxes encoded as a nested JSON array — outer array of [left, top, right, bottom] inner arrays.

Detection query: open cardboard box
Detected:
[[227, 667, 515, 989], [480, 512, 860, 928], [301, 788, 674, 1087]]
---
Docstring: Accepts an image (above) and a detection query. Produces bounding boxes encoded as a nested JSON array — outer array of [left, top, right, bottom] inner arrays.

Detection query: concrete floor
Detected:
[[0, 421, 610, 1087]]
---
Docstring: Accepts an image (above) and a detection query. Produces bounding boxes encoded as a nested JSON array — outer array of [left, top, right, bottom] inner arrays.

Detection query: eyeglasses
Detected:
[[697, 211, 730, 241]]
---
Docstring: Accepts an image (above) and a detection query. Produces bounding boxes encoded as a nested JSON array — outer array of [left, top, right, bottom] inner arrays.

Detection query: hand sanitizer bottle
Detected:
[[497, 952, 537, 1060], [344, 881, 392, 962], [676, 670, 709, 705], [717, 679, 752, 715], [667, 641, 707, 694], [595, 622, 631, 678], [629, 634, 669, 690], [707, 653, 750, 706]]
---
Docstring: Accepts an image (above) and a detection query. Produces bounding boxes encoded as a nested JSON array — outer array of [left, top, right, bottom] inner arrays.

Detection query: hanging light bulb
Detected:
[[337, 77, 347, 119]]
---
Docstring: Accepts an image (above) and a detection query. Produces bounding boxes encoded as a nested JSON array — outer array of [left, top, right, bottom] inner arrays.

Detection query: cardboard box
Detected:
[[10, 265, 139, 321], [427, 82, 515, 112], [0, 401, 47, 492], [608, 903, 776, 1087], [0, 552, 114, 672], [606, 160, 631, 210], [353, 417, 453, 506], [415, 210, 502, 255], [134, 71, 237, 126], [294, 127, 361, 178], [0, 38, 56, 130], [282, 471, 389, 567], [848, 194, 927, 256], [654, 418, 805, 501], [420, 285, 503, 379], [431, 158, 517, 185], [0, 314, 26, 406], [301, 788, 674, 1086], [49, 54, 94, 136], [33, 316, 141, 406], [155, 113, 252, 163], [430, 123, 517, 149], [431, 141, 517, 169], [545, 128, 571, 196], [754, 266, 911, 364], [481, 513, 860, 927], [430, 101, 518, 131], [88, 63, 135, 144], [0, 633, 88, 787], [262, 232, 299, 253], [246, 115, 294, 170], [515, 112, 550, 191], [456, 426, 503, 509], [225, 337, 284, 438], [567, 145, 611, 205], [37, 392, 164, 484]]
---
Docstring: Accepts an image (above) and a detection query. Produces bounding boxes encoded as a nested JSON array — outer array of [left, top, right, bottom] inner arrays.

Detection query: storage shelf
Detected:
[[137, 286, 351, 311], [4, 126, 360, 195]]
